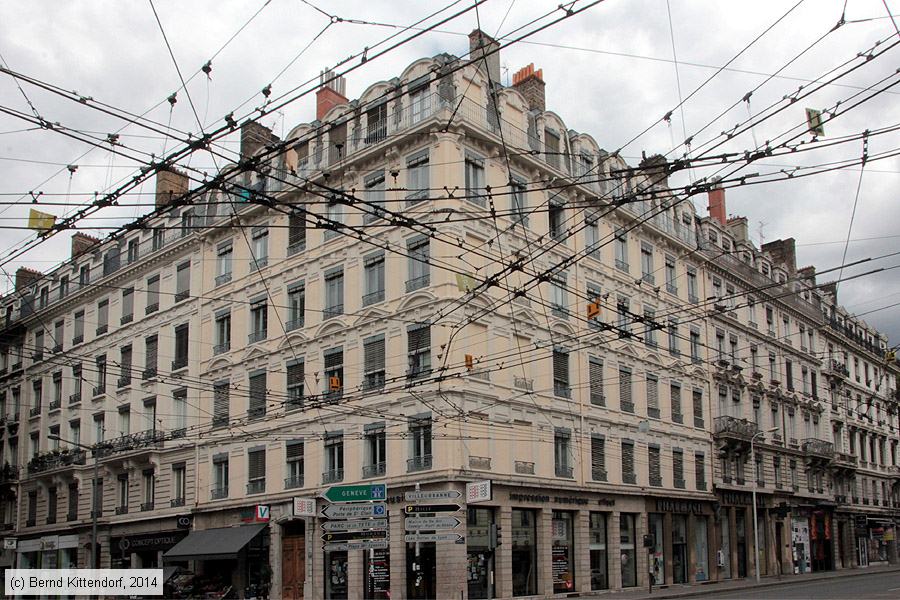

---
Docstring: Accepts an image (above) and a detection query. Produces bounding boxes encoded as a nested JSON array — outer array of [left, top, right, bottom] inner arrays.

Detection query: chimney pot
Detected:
[[155, 168, 189, 208], [707, 179, 726, 226], [71, 232, 101, 259], [511, 63, 546, 112]]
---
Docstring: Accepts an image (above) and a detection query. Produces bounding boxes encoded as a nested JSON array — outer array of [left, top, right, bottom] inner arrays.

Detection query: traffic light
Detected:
[[329, 376, 341, 391], [643, 533, 656, 548], [489, 523, 502, 548], [587, 302, 601, 319], [465, 354, 474, 370]]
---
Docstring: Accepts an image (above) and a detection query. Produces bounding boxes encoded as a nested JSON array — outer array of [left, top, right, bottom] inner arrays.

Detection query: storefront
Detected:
[[111, 530, 187, 569], [853, 517, 895, 566], [716, 490, 769, 580], [645, 498, 714, 586], [16, 534, 78, 569]]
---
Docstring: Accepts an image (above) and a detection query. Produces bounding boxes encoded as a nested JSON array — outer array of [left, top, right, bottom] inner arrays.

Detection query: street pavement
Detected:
[[708, 569, 900, 599]]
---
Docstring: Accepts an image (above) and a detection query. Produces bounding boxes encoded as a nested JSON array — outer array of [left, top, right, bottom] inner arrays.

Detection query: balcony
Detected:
[[554, 383, 572, 399], [29, 406, 41, 418], [116, 506, 128, 515], [362, 462, 386, 479], [592, 468, 608, 482], [117, 376, 131, 389], [555, 464, 574, 478], [286, 318, 304, 332], [515, 460, 535, 475], [174, 291, 189, 303], [170, 498, 186, 508], [248, 330, 267, 344], [514, 376, 534, 392], [92, 385, 105, 398], [145, 303, 159, 315], [213, 342, 230, 355], [322, 469, 344, 484], [142, 368, 157, 380], [615, 259, 629, 273], [51, 344, 62, 353], [68, 392, 81, 405], [284, 476, 304, 490], [66, 511, 77, 522], [0, 464, 19, 484], [171, 358, 188, 371], [407, 455, 433, 473], [211, 486, 228, 500], [215, 273, 232, 287], [95, 325, 108, 336], [405, 275, 430, 293], [246, 480, 266, 495], [825, 359, 850, 379], [140, 501, 154, 512], [48, 399, 61, 411], [95, 429, 165, 457], [642, 273, 656, 285], [27, 449, 86, 474], [666, 283, 678, 295], [802, 439, 834, 461], [714, 416, 758, 454], [249, 257, 268, 270], [120, 313, 133, 325], [287, 242, 305, 256], [362, 289, 385, 306], [623, 473, 637, 484]]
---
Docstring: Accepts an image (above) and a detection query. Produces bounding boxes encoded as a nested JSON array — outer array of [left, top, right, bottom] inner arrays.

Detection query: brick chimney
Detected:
[[469, 29, 501, 88], [155, 168, 189, 208], [316, 69, 348, 121], [707, 179, 726, 226], [240, 121, 280, 161], [512, 63, 545, 112], [15, 267, 42, 291], [71, 232, 100, 258], [762, 238, 797, 275]]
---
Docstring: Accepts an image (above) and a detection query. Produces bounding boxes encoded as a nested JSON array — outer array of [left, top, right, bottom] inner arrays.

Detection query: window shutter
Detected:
[[364, 337, 386, 373], [671, 383, 682, 421], [146, 336, 158, 369], [622, 440, 635, 482], [693, 389, 704, 426], [695, 452, 706, 490], [553, 351, 569, 386], [673, 449, 684, 487], [324, 349, 343, 370], [286, 441, 304, 461], [408, 326, 431, 353], [647, 375, 659, 417], [248, 449, 266, 480], [619, 368, 633, 413], [213, 382, 229, 426], [589, 357, 604, 406], [287, 361, 304, 407], [649, 446, 661, 485], [249, 372, 266, 417], [591, 436, 606, 481], [289, 214, 305, 247]]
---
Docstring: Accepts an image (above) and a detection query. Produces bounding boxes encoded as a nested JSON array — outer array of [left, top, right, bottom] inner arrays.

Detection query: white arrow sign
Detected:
[[405, 489, 462, 501], [322, 518, 389, 532], [404, 516, 461, 531], [404, 533, 464, 543], [323, 540, 389, 551], [321, 503, 387, 520]]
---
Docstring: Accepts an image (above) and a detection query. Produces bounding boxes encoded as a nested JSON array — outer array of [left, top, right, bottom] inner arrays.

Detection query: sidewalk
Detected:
[[583, 564, 900, 599]]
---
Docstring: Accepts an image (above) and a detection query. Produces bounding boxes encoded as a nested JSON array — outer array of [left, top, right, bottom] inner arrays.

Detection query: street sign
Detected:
[[322, 518, 389, 532], [323, 540, 389, 552], [404, 533, 464, 543], [293, 497, 317, 517], [321, 503, 387, 520], [466, 480, 492, 504], [404, 516, 461, 531], [405, 489, 461, 502], [322, 530, 388, 543], [256, 505, 270, 522], [2, 538, 16, 550], [324, 483, 387, 503], [405, 504, 461, 514]]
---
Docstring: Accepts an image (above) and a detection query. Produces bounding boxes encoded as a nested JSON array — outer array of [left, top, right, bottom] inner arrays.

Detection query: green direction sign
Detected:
[[324, 483, 387, 503]]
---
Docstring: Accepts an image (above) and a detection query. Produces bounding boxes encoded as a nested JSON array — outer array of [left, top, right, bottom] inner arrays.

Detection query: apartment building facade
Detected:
[[0, 30, 897, 600]]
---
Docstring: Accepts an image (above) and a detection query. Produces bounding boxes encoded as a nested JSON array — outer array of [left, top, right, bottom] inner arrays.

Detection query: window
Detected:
[[619, 367, 633, 413], [545, 128, 561, 168], [406, 236, 430, 291], [363, 252, 385, 306], [121, 287, 134, 324], [553, 349, 570, 398], [673, 448, 685, 488], [285, 441, 304, 488], [216, 241, 233, 285], [695, 452, 707, 490], [665, 256, 677, 294], [287, 360, 304, 410], [248, 370, 266, 419], [365, 102, 387, 144], [172, 463, 186, 506], [465, 153, 486, 206], [687, 268, 698, 302], [175, 261, 190, 302], [647, 374, 659, 418], [690, 327, 701, 363], [27, 491, 37, 526], [785, 360, 794, 391], [363, 335, 386, 390], [640, 243, 654, 283], [693, 389, 704, 427], [324, 198, 342, 241], [324, 267, 344, 318], [49, 425, 60, 449], [615, 232, 628, 271], [118, 405, 130, 436], [671, 382, 683, 423], [94, 414, 105, 443], [712, 277, 722, 299], [617, 298, 630, 336], [250, 226, 269, 268], [668, 318, 679, 355], [363, 171, 386, 224], [324, 347, 343, 399], [549, 202, 565, 241], [214, 311, 231, 354], [591, 434, 606, 481], [96, 299, 109, 335], [117, 475, 129, 513], [511, 177, 528, 225], [589, 357, 604, 406], [774, 457, 782, 488], [282, 282, 305, 331], [212, 454, 229, 498], [249, 298, 267, 343], [286, 213, 306, 254], [407, 324, 431, 380], [550, 271, 568, 317], [59, 275, 69, 299], [406, 150, 429, 205], [213, 381, 229, 428], [144, 335, 158, 378], [146, 275, 160, 313], [172, 324, 189, 370], [648, 445, 662, 486], [247, 447, 266, 494], [364, 425, 386, 478], [73, 310, 84, 344], [644, 308, 657, 347], [409, 80, 430, 123], [172, 388, 187, 434], [409, 416, 432, 472], [585, 215, 600, 256], [95, 355, 107, 396], [622, 439, 635, 483], [756, 455, 764, 486], [587, 283, 602, 329], [79, 264, 90, 287], [324, 432, 344, 482], [46, 486, 57, 524], [152, 228, 164, 251], [554, 429, 572, 477]]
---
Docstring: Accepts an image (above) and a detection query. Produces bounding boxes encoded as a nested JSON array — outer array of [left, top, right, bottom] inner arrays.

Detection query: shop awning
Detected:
[[163, 523, 267, 562]]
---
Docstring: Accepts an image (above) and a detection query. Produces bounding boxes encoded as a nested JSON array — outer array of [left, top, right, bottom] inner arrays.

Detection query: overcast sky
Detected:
[[1, 0, 898, 340]]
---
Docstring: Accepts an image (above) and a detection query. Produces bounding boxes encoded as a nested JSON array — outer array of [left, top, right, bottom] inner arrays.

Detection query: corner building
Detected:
[[1, 30, 897, 599]]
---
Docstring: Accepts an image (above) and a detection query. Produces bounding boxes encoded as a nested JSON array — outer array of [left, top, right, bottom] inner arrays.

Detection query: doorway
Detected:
[[857, 537, 869, 567], [407, 542, 436, 599], [774, 522, 784, 575], [736, 512, 748, 578], [282, 522, 306, 599]]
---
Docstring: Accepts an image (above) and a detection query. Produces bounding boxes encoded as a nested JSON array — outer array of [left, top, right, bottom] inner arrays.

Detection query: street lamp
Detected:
[[751, 427, 778, 584], [49, 435, 100, 569]]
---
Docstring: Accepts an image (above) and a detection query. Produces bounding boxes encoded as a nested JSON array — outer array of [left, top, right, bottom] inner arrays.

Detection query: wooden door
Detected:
[[282, 534, 306, 599]]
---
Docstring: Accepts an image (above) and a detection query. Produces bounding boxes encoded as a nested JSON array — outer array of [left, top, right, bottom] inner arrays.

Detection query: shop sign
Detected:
[[241, 505, 271, 522], [3, 538, 16, 550], [39, 535, 58, 551], [655, 499, 703, 515], [884, 528, 895, 542], [855, 515, 868, 529], [256, 505, 270, 521], [116, 532, 186, 553], [293, 497, 317, 517], [466, 480, 492, 504], [176, 514, 193, 529], [719, 491, 765, 507], [509, 493, 589, 505]]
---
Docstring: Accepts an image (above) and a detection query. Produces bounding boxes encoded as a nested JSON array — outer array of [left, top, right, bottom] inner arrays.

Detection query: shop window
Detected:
[[620, 513, 638, 587], [466, 507, 496, 599], [589, 512, 608, 590], [649, 513, 665, 585], [511, 508, 538, 596], [552, 511, 575, 593]]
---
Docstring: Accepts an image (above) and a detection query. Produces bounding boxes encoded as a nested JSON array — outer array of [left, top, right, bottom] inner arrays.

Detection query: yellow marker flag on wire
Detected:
[[28, 208, 56, 232]]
